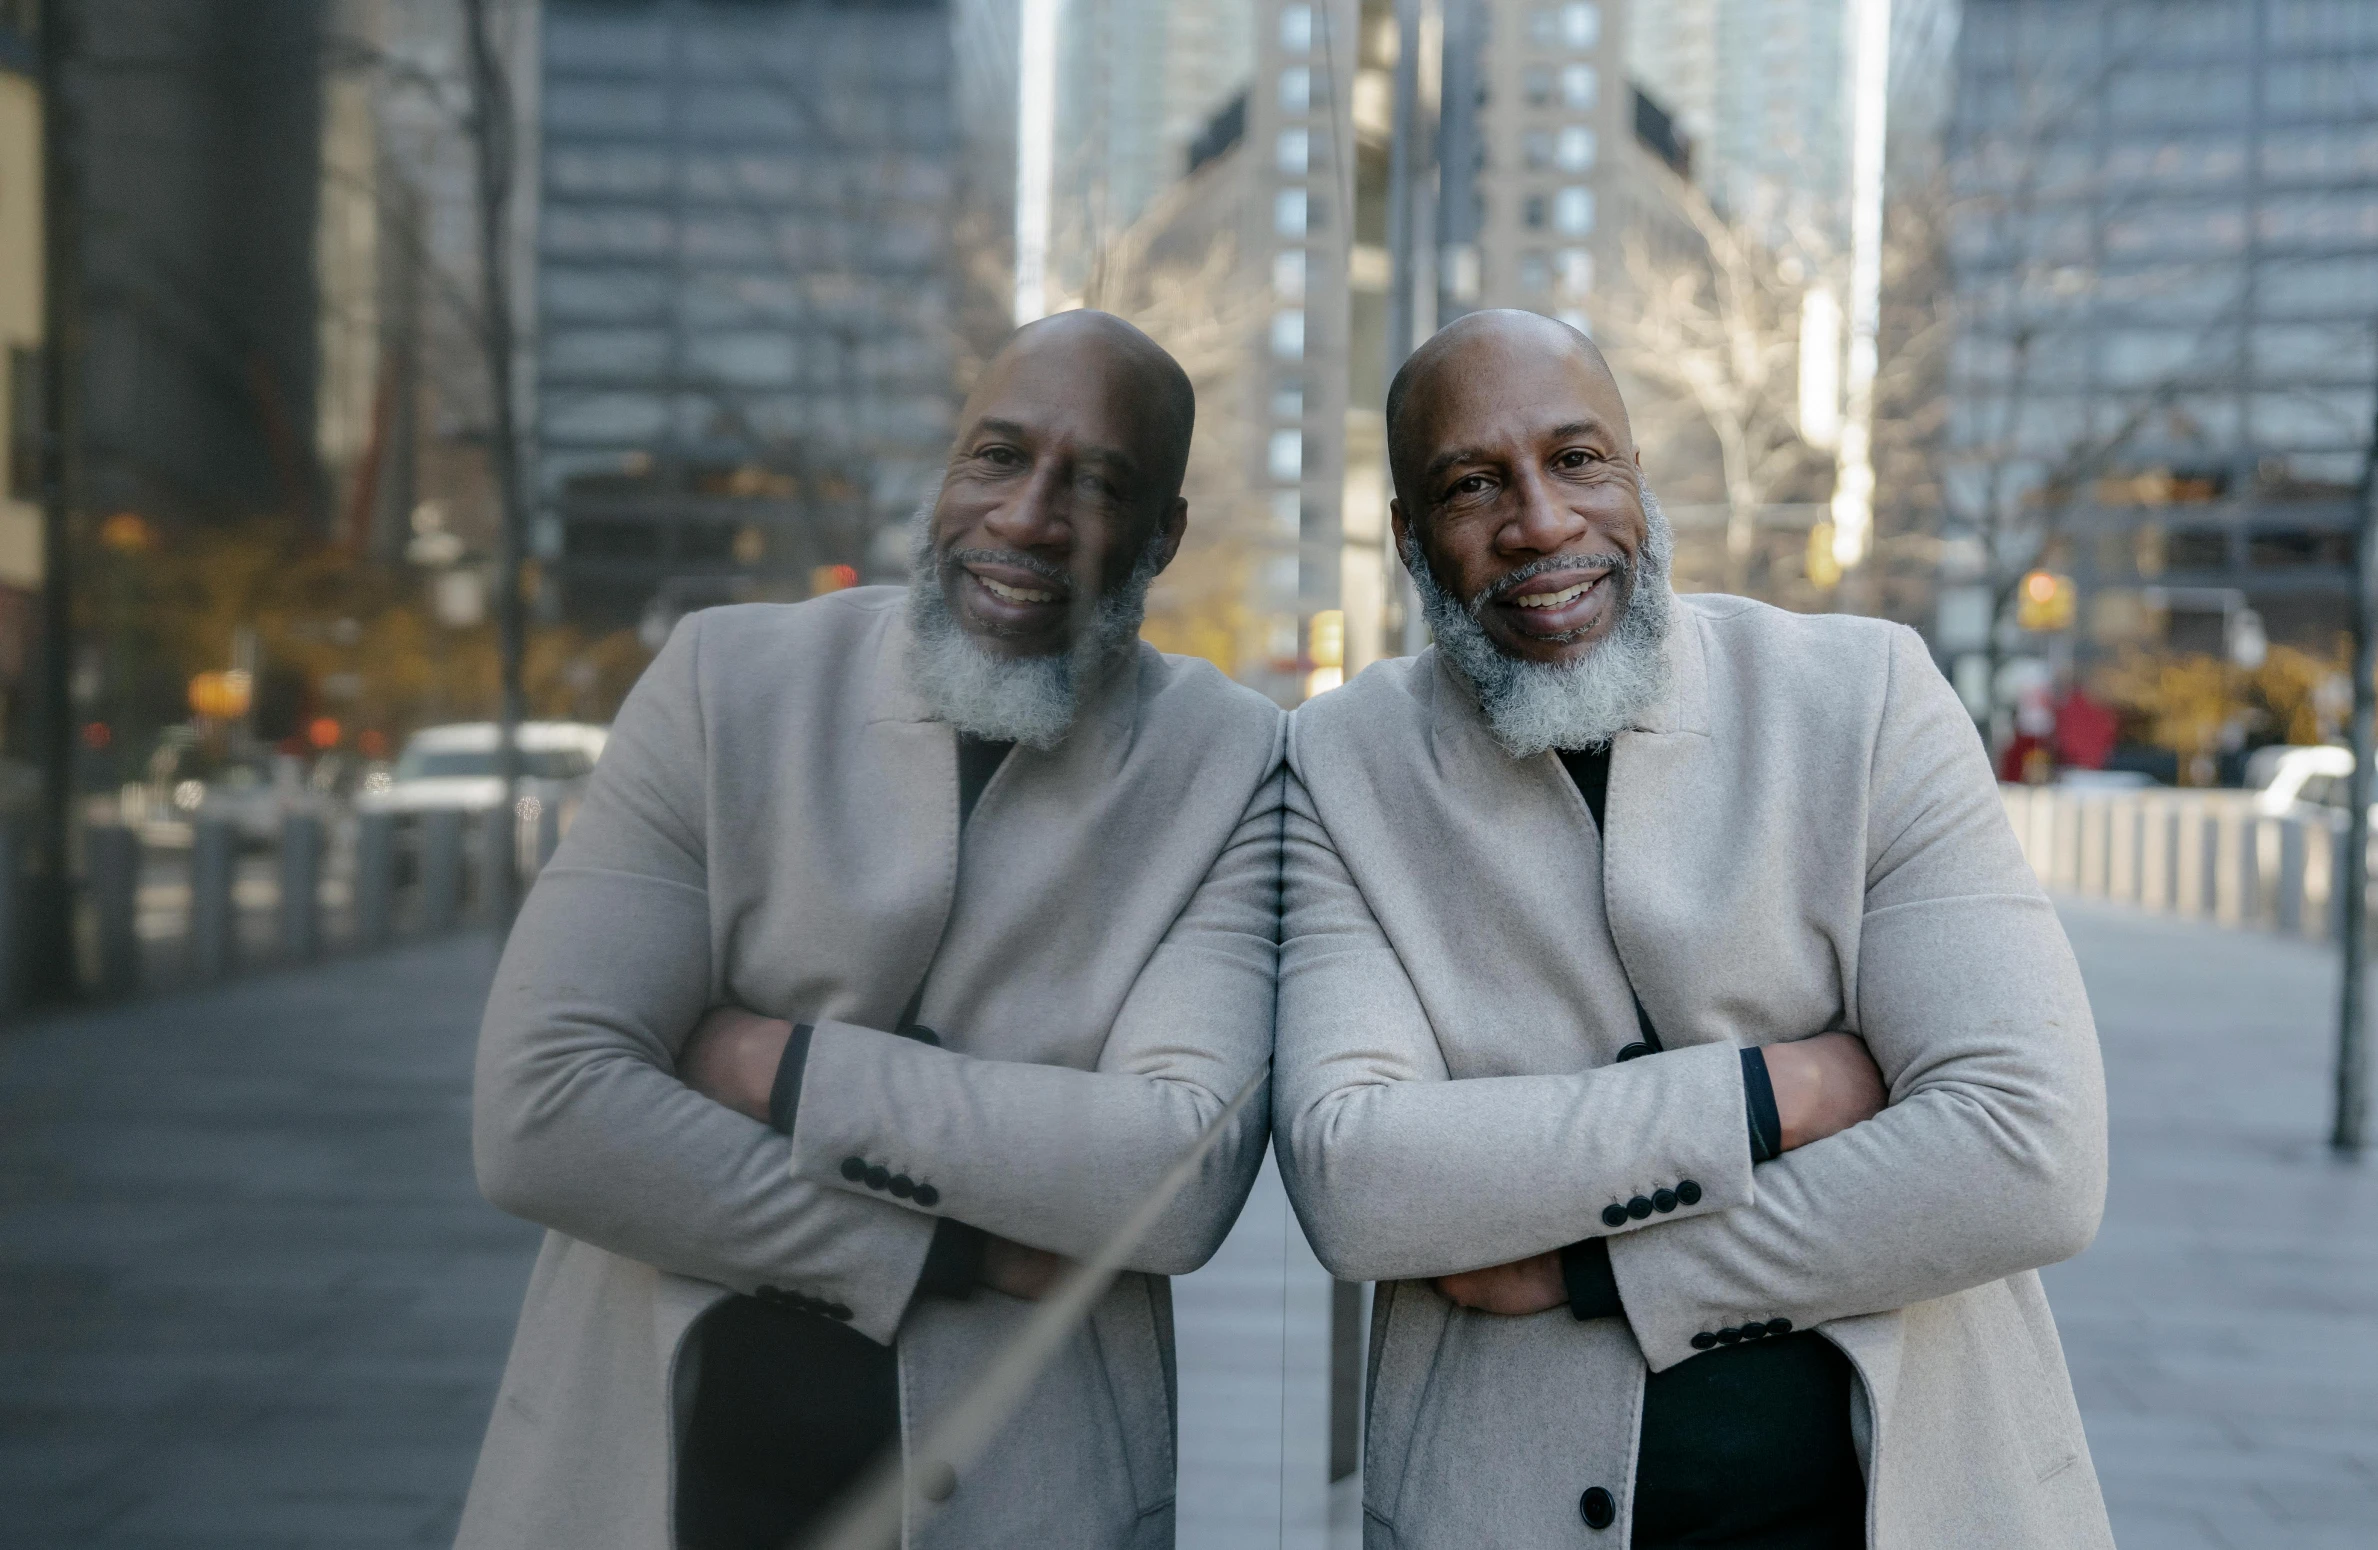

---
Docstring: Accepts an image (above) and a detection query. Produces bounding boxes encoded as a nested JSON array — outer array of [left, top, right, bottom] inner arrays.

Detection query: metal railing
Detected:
[[0, 798, 575, 1009], [2001, 783, 2365, 942]]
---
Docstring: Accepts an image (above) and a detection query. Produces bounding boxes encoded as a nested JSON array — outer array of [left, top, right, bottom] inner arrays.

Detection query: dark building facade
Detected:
[[1940, 0, 2378, 707], [74, 0, 327, 528], [535, 0, 961, 632]]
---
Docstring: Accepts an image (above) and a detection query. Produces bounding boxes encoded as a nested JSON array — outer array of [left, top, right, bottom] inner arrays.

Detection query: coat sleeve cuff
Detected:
[[1560, 1237, 1625, 1321], [1583, 1039, 1757, 1241], [1742, 1046, 1783, 1163], [767, 1023, 814, 1136], [784, 1019, 959, 1214]]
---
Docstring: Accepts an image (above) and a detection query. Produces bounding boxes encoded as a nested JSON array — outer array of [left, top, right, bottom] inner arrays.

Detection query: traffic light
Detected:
[[2016, 570, 2076, 633]]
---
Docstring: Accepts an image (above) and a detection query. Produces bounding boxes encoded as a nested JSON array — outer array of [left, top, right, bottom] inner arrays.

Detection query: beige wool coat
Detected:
[[1275, 593, 2114, 1550], [456, 589, 1286, 1550]]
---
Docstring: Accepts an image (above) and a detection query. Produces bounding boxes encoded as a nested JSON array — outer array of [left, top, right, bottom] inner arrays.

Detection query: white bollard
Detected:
[[279, 814, 323, 963]]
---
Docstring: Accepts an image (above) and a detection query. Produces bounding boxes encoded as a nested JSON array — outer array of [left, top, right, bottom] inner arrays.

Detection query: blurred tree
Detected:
[[1086, 211, 1267, 678], [106, 522, 648, 756], [2094, 641, 2350, 780], [1600, 183, 1833, 597]]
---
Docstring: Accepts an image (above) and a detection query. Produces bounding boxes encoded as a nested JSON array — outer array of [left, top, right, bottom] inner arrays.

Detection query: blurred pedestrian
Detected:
[[1272, 310, 2112, 1549], [457, 312, 1284, 1550]]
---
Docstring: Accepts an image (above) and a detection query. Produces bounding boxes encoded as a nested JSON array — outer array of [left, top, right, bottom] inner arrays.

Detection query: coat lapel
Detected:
[[1599, 607, 1723, 1050], [1415, 654, 1645, 1072]]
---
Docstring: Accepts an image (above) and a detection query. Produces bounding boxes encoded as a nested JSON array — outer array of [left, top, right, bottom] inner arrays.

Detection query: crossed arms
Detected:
[[1271, 650, 2107, 1372], [471, 623, 1282, 1345]]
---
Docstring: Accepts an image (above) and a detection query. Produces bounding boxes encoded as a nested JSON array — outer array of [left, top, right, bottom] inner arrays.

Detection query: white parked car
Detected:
[[356, 722, 607, 816], [2250, 744, 2356, 818]]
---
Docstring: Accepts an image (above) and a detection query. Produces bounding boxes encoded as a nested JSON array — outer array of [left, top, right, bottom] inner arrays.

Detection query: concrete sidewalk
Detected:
[[0, 934, 531, 1548], [3, 905, 2375, 1547], [2047, 899, 2378, 1550]]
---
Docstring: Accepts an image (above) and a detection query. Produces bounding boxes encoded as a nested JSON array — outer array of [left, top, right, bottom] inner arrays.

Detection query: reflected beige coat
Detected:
[[455, 589, 1285, 1550], [1275, 594, 2114, 1549]]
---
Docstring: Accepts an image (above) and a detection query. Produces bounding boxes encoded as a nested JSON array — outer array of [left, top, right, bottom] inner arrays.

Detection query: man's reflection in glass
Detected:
[[457, 312, 1284, 1550]]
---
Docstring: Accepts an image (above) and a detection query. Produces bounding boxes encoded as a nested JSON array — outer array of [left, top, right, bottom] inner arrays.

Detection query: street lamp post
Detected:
[[2335, 355, 2378, 1152], [462, 0, 526, 928], [27, 0, 81, 1004]]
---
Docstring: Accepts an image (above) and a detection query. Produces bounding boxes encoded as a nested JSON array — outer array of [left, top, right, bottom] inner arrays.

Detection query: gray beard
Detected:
[[1406, 487, 1676, 759], [904, 520, 1164, 752]]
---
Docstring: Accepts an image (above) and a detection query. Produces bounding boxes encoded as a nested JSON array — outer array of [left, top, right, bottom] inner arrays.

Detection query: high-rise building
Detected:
[[1628, 0, 1851, 238], [535, 0, 963, 631], [1079, 0, 1357, 705], [1436, 0, 1671, 334], [1938, 0, 2378, 717], [70, 0, 328, 530]]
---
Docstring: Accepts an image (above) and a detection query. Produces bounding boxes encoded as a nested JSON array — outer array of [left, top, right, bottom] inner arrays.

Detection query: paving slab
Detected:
[[0, 935, 532, 1550], [2048, 898, 2378, 1548]]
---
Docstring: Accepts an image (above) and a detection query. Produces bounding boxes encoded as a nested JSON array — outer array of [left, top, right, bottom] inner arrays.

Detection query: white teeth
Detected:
[[1513, 581, 1591, 609], [981, 576, 1060, 604]]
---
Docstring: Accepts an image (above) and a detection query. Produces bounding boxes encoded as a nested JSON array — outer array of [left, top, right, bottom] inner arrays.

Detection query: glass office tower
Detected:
[[536, 0, 962, 630], [1941, 0, 2378, 708]]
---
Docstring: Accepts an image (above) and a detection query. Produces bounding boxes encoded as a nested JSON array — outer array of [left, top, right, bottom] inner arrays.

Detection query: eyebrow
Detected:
[[1419, 420, 1607, 486], [965, 417, 1142, 477]]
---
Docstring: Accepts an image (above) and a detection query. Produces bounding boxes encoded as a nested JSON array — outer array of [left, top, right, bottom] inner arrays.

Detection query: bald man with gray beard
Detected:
[[457, 312, 1284, 1550], [1274, 312, 2111, 1550]]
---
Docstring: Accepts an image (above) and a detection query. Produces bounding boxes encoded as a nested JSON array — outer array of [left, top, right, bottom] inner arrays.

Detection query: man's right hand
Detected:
[[980, 1235, 1073, 1300], [1762, 1032, 1887, 1152]]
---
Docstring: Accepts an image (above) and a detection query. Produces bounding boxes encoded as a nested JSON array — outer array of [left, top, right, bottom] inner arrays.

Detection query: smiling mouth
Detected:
[[977, 575, 1063, 605], [1509, 578, 1600, 611]]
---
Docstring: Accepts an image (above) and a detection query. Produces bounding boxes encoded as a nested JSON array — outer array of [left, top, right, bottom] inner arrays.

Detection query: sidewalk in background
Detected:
[[2048, 899, 2378, 1550], [0, 934, 529, 1548]]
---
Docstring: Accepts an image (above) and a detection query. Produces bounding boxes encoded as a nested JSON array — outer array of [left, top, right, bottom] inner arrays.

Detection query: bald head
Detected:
[[1385, 310, 1628, 508], [925, 309, 1196, 660], [971, 310, 1197, 500]]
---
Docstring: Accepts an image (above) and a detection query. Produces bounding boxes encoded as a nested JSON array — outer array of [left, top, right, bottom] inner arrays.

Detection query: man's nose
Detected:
[[980, 457, 1073, 552], [1498, 465, 1589, 555]]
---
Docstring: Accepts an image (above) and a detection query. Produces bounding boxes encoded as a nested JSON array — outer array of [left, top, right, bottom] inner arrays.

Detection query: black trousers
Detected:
[[675, 1296, 901, 1550]]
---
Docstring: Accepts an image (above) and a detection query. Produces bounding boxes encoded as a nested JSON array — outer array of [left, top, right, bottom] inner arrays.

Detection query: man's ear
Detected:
[[1389, 498, 1411, 567], [1147, 496, 1189, 577]]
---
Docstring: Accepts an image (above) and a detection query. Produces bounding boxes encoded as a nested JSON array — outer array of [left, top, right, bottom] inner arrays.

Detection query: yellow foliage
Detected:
[[98, 521, 652, 745], [2093, 642, 2350, 765]]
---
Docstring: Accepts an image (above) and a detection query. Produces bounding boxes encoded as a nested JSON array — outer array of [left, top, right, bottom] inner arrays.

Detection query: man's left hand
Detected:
[[679, 1005, 795, 1123], [1436, 1252, 1567, 1315]]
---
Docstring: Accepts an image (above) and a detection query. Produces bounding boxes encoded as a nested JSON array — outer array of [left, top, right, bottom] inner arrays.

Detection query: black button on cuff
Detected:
[[889, 1174, 916, 1199], [1625, 1195, 1654, 1220], [864, 1165, 891, 1191], [1579, 1485, 1617, 1530], [840, 1156, 867, 1182], [1652, 1188, 1678, 1213], [1767, 1317, 1793, 1336], [1615, 1041, 1652, 1062], [1716, 1326, 1742, 1344], [1690, 1331, 1718, 1351], [1739, 1321, 1767, 1340], [913, 1183, 941, 1208], [1676, 1179, 1702, 1206], [1601, 1203, 1630, 1228]]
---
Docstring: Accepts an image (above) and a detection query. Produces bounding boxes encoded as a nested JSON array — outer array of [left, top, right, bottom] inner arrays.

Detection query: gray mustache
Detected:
[[942, 547, 1075, 590], [1466, 552, 1629, 617]]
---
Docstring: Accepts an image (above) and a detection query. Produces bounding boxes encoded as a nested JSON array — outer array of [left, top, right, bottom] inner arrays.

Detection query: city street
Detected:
[[2, 903, 2374, 1547]]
